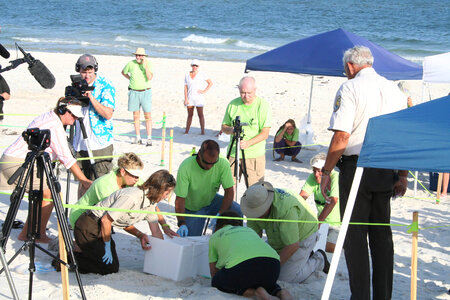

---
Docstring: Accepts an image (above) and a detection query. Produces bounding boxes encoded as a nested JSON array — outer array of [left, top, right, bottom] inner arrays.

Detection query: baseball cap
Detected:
[[191, 59, 200, 66], [76, 54, 97, 70]]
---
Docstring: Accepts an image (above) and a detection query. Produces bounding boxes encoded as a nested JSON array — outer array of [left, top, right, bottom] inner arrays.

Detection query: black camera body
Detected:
[[22, 128, 51, 151], [64, 74, 94, 107]]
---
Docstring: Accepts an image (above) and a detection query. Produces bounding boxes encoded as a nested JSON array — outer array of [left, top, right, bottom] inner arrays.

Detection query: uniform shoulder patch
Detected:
[[334, 95, 341, 112]]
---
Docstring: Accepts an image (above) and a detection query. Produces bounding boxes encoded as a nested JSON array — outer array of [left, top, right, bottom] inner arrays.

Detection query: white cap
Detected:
[[190, 59, 200, 66], [125, 167, 144, 178], [66, 105, 84, 118], [311, 159, 325, 169]]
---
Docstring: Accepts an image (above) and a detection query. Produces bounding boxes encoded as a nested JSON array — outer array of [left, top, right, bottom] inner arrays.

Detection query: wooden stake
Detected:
[[168, 129, 174, 202], [410, 211, 419, 300], [58, 221, 70, 300], [160, 112, 166, 166]]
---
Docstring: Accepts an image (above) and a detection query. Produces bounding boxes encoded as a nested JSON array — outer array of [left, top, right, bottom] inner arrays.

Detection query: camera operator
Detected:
[[72, 54, 116, 197], [0, 73, 11, 124], [0, 97, 93, 243], [221, 76, 272, 187]]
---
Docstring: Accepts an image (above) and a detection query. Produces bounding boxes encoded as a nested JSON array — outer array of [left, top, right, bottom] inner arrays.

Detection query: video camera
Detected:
[[232, 116, 248, 135], [22, 128, 51, 152], [64, 74, 94, 106]]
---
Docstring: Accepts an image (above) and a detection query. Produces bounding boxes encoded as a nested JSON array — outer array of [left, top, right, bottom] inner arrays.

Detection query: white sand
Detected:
[[1, 52, 449, 299]]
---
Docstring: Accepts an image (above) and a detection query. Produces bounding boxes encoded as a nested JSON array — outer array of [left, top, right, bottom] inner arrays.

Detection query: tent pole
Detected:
[[410, 211, 419, 300], [321, 167, 364, 300], [307, 75, 314, 125]]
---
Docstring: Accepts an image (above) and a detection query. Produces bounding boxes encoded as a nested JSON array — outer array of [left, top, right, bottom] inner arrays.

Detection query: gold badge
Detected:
[[334, 95, 341, 112]]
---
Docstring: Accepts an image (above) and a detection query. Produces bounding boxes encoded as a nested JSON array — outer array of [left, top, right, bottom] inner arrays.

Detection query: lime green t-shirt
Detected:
[[69, 169, 142, 227], [222, 96, 272, 158], [122, 60, 152, 90], [208, 225, 279, 269], [283, 128, 299, 142], [175, 155, 234, 211], [247, 189, 318, 252], [301, 170, 340, 224]]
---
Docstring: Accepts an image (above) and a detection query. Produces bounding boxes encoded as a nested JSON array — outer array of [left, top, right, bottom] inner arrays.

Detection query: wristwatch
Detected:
[[321, 168, 331, 176], [177, 220, 185, 227]]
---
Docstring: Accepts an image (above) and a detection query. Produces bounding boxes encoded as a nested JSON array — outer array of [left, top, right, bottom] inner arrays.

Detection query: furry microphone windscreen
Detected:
[[28, 60, 56, 89]]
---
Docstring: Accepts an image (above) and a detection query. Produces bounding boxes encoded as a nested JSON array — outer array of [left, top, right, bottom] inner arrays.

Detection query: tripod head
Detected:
[[22, 128, 51, 152], [232, 116, 248, 139]]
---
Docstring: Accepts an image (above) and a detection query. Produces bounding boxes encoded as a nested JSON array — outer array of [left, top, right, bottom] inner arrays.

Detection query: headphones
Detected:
[[57, 98, 83, 115], [75, 54, 98, 72]]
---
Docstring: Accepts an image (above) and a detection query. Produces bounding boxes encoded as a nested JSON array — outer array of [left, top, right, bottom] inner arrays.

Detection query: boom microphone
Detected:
[[29, 59, 56, 89], [17, 44, 55, 89], [0, 43, 10, 59]]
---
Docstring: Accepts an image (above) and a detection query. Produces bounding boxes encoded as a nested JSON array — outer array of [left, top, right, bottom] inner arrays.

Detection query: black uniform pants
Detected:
[[338, 156, 394, 300], [74, 212, 119, 275], [212, 257, 281, 296]]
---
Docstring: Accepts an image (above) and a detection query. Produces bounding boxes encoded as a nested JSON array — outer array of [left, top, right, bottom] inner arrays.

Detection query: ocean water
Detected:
[[0, 0, 449, 63]]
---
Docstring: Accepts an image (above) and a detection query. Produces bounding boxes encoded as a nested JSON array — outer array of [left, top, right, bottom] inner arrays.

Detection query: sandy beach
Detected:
[[0, 51, 449, 299]]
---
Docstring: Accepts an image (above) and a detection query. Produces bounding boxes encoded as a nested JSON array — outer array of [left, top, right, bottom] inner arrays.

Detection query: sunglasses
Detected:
[[191, 64, 199, 67]]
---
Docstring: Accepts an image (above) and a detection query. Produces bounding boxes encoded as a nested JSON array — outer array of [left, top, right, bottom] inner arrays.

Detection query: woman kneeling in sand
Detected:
[[209, 211, 292, 300], [73, 170, 175, 275]]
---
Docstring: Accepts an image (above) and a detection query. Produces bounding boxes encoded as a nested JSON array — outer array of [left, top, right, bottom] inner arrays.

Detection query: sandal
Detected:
[[291, 158, 303, 163], [274, 157, 284, 162]]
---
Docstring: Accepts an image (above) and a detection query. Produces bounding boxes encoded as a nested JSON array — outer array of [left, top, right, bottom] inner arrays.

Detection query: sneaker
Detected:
[[317, 249, 330, 274], [132, 136, 142, 144], [146, 139, 153, 146]]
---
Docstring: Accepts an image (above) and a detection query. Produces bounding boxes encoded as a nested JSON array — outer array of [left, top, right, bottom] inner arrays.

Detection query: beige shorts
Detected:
[[228, 155, 265, 187], [0, 154, 50, 191]]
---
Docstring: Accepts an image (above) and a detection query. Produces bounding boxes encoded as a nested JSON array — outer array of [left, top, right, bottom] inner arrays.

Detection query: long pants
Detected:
[[274, 140, 302, 157], [185, 193, 242, 236], [338, 156, 394, 300], [212, 257, 281, 296], [74, 212, 119, 275], [278, 231, 324, 283]]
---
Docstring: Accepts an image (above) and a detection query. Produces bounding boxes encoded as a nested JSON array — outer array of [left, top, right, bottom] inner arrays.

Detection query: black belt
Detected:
[[130, 88, 151, 92], [340, 155, 359, 162]]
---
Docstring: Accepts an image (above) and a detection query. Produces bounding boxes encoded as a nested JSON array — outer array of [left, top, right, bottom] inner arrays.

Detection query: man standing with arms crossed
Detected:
[[221, 76, 272, 187], [122, 48, 154, 146], [73, 54, 116, 197], [320, 46, 408, 300]]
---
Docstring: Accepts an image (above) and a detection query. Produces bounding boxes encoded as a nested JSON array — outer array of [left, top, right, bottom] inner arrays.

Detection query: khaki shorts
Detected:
[[76, 144, 114, 180], [0, 154, 51, 191], [228, 155, 265, 187]]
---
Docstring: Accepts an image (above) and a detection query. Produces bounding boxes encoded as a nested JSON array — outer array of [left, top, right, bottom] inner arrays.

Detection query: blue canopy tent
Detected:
[[322, 95, 450, 299], [358, 95, 450, 172], [245, 29, 423, 146], [245, 28, 423, 80]]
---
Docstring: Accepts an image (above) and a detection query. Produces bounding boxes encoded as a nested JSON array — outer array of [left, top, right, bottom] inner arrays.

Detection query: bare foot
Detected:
[[254, 287, 278, 300], [18, 232, 53, 244], [277, 289, 294, 300]]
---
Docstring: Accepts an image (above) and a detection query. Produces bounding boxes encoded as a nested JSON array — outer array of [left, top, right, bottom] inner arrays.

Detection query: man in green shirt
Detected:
[[300, 152, 340, 253], [241, 182, 329, 283], [175, 140, 242, 236], [221, 76, 272, 187], [122, 48, 154, 146]]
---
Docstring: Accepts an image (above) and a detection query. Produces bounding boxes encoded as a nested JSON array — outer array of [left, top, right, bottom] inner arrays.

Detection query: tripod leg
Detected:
[[0, 241, 19, 300], [40, 154, 86, 300]]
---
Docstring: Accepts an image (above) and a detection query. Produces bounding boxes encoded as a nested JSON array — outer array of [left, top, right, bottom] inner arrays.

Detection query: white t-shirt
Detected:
[[184, 71, 209, 107], [329, 67, 407, 156]]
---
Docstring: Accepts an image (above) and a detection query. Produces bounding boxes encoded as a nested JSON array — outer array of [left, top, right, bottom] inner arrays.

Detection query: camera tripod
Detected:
[[0, 147, 86, 299], [226, 116, 249, 202]]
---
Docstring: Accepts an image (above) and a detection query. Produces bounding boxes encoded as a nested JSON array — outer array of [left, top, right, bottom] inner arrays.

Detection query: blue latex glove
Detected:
[[208, 213, 220, 229], [102, 241, 113, 264], [177, 224, 189, 237]]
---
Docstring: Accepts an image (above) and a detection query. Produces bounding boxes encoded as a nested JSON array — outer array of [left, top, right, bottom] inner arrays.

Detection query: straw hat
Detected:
[[240, 182, 275, 218], [133, 48, 148, 56]]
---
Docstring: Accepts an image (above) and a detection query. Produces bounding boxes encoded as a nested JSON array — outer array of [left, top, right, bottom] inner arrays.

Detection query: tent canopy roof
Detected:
[[245, 28, 423, 80], [358, 95, 450, 173]]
